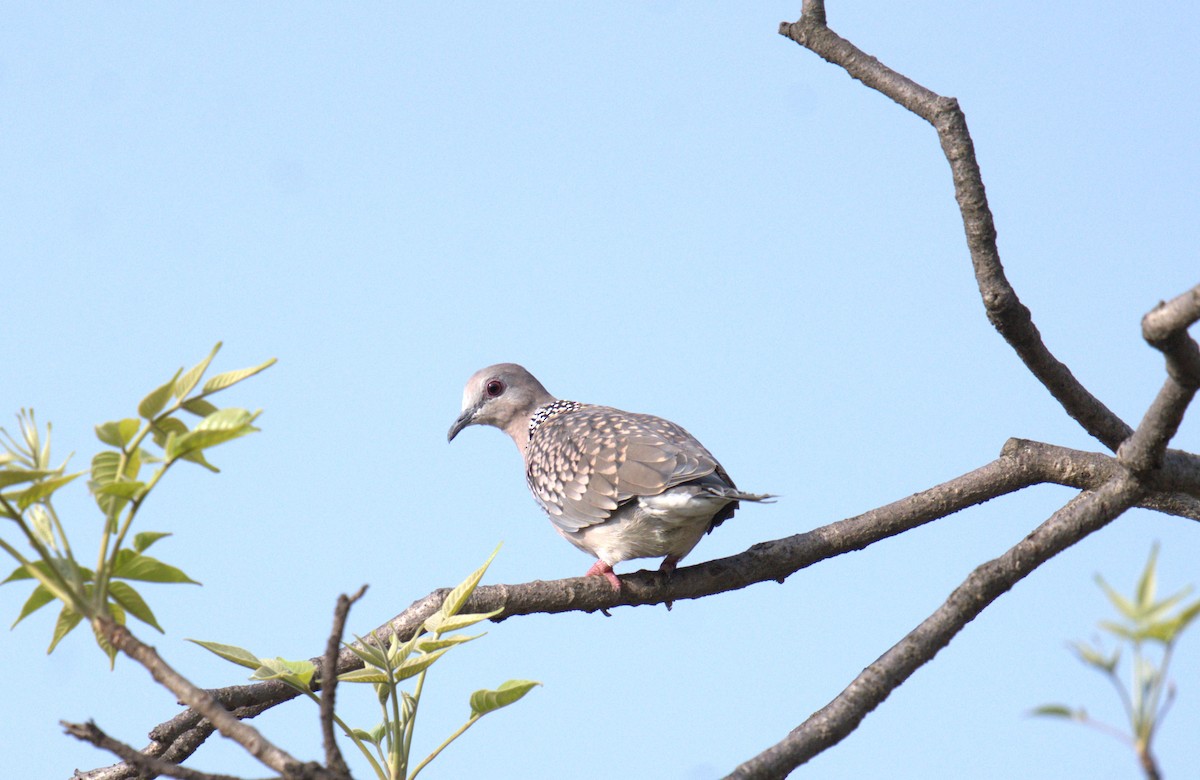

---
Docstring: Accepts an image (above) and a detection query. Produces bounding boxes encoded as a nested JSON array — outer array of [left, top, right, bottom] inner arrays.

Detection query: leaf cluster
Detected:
[[0, 343, 275, 663], [192, 546, 538, 780], [1034, 544, 1200, 777]]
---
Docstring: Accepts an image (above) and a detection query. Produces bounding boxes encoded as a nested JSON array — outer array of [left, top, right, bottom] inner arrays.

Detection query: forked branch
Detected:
[[780, 2, 1132, 451]]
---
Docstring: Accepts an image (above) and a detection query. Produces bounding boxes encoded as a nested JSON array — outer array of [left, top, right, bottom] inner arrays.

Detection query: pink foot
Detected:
[[658, 556, 680, 575], [585, 560, 622, 592]]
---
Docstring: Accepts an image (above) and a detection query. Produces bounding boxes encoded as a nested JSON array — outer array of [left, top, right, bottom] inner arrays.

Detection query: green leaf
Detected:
[[346, 633, 392, 669], [95, 421, 123, 448], [339, 648, 453, 684], [108, 580, 163, 633], [167, 408, 260, 461], [11, 583, 56, 627], [3, 559, 94, 585], [111, 550, 200, 584], [187, 639, 263, 670], [1143, 621, 1178, 644], [1096, 575, 1138, 622], [126, 447, 145, 478], [1070, 642, 1118, 674], [95, 419, 141, 449], [1139, 585, 1194, 626], [424, 609, 502, 636], [1135, 543, 1160, 612], [0, 468, 59, 489], [251, 657, 316, 688], [119, 418, 141, 446], [151, 417, 188, 446], [91, 599, 126, 669], [1170, 598, 1200, 637], [94, 480, 146, 500], [27, 505, 56, 550], [175, 343, 222, 400], [133, 532, 171, 554], [438, 545, 500, 623], [90, 450, 120, 482], [93, 619, 119, 668], [89, 451, 126, 520], [201, 358, 277, 394], [469, 679, 541, 716], [351, 726, 384, 746], [394, 647, 452, 680], [1030, 704, 1081, 719], [1098, 620, 1139, 642], [138, 370, 183, 420], [47, 605, 83, 653], [337, 666, 392, 684], [416, 633, 484, 652], [178, 448, 221, 473], [181, 398, 220, 418], [13, 471, 83, 510]]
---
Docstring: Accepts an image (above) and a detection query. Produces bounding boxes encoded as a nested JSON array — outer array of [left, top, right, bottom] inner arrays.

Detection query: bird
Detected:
[[447, 363, 774, 591]]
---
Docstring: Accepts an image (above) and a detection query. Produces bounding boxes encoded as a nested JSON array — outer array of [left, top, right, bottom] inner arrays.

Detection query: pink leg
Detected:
[[659, 556, 680, 575], [585, 560, 622, 592]]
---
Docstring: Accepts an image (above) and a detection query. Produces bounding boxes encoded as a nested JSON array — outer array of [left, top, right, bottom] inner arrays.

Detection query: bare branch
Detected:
[[1119, 285, 1200, 473], [87, 434, 1194, 777], [93, 618, 334, 780], [777, 11, 1133, 451], [1142, 283, 1200, 348], [726, 473, 1144, 778], [320, 586, 368, 778], [1008, 438, 1200, 518], [63, 720, 250, 780]]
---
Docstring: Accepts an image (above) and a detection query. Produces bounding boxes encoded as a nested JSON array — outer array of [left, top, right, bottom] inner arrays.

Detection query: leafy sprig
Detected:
[[192, 546, 539, 780], [1034, 543, 1200, 779], [0, 343, 275, 663]]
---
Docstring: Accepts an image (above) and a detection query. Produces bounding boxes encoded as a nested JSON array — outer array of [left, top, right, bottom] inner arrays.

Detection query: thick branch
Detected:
[[777, 10, 1133, 451], [77, 438, 1199, 779], [726, 472, 1144, 778], [81, 449, 1051, 778]]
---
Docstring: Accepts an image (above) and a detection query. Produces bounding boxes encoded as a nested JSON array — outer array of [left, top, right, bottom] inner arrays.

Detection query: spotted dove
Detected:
[[447, 363, 774, 591]]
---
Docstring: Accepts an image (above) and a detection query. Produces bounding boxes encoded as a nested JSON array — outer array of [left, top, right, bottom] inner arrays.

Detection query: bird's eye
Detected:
[[485, 379, 505, 397]]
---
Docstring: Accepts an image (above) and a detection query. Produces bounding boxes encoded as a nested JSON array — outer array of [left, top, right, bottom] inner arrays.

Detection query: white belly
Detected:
[[556, 489, 733, 566]]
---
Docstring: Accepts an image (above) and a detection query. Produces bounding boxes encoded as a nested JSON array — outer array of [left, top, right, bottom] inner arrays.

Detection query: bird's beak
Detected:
[[447, 406, 478, 442]]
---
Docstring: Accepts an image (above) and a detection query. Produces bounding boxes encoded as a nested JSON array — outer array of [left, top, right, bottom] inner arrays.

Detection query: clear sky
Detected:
[[3, 3, 1198, 779]]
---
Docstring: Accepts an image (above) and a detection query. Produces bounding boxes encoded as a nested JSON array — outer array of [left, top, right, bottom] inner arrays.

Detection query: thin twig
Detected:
[[63, 720, 248, 780], [93, 617, 327, 779], [320, 585, 368, 778]]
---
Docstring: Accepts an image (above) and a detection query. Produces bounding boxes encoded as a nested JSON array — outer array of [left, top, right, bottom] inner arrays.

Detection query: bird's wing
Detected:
[[526, 406, 720, 533]]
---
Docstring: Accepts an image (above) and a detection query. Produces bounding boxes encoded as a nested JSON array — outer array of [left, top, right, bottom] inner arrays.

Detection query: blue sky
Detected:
[[2, 3, 1198, 778]]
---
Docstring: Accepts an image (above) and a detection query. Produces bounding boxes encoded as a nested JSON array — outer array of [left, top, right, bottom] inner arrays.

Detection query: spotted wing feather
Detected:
[[526, 406, 721, 534]]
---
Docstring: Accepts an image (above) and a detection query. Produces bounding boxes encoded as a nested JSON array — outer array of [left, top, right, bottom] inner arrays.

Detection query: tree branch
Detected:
[[777, 8, 1133, 452], [64, 720, 249, 780], [80, 435, 1199, 779], [725, 472, 1144, 778], [93, 617, 335, 780], [320, 586, 367, 779], [1119, 284, 1200, 474]]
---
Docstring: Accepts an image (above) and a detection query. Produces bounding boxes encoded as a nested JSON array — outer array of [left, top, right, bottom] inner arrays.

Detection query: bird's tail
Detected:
[[704, 486, 777, 503]]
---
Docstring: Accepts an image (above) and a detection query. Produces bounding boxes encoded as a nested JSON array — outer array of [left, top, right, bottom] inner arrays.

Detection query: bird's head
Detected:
[[447, 363, 556, 451]]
